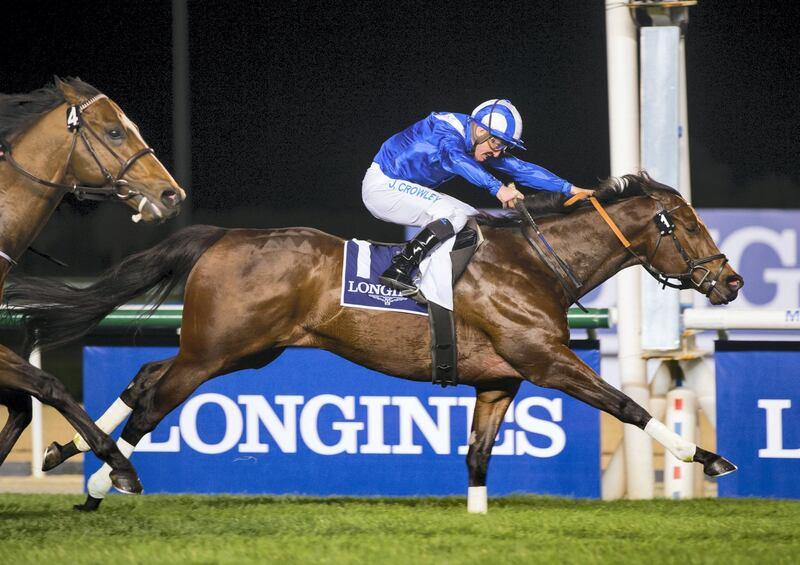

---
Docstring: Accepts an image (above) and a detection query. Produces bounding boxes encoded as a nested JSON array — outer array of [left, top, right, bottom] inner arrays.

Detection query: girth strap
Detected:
[[428, 301, 457, 387], [425, 218, 483, 387]]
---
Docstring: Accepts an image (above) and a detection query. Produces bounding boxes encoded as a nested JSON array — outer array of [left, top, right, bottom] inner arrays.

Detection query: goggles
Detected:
[[487, 136, 509, 152]]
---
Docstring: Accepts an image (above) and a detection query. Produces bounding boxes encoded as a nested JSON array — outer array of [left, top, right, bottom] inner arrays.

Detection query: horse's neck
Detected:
[[0, 107, 72, 267], [559, 197, 655, 296], [493, 197, 654, 298]]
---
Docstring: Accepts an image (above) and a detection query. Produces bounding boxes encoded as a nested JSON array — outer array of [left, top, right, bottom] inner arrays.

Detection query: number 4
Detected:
[[66, 106, 80, 130]]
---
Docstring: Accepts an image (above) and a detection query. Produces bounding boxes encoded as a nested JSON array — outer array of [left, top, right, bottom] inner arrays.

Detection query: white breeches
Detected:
[[361, 163, 478, 310]]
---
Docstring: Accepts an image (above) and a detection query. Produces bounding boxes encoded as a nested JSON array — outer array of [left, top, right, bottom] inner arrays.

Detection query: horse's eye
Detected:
[[107, 128, 124, 139], [686, 223, 699, 234]]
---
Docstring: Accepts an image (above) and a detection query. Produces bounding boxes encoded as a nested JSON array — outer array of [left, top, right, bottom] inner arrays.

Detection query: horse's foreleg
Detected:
[[0, 390, 33, 465], [528, 344, 736, 478], [0, 347, 143, 494], [45, 358, 173, 472], [466, 381, 520, 513]]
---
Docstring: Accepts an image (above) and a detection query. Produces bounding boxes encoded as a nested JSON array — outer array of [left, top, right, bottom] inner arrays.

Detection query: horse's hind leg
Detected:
[[43, 358, 173, 471], [466, 381, 520, 513], [0, 347, 143, 493], [0, 390, 33, 465], [76, 348, 285, 511], [527, 343, 736, 479]]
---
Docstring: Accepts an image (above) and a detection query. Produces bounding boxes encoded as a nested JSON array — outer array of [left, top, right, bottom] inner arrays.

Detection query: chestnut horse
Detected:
[[0, 77, 184, 493], [9, 174, 743, 511]]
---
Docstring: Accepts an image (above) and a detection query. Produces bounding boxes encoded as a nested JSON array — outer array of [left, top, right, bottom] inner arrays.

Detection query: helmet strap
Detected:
[[470, 122, 492, 155]]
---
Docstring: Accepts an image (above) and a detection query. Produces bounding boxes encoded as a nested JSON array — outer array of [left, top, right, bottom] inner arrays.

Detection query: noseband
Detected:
[[0, 94, 155, 201]]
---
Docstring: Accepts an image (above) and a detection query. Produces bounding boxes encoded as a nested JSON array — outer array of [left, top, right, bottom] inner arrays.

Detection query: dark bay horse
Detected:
[[8, 173, 743, 510], [0, 77, 185, 493]]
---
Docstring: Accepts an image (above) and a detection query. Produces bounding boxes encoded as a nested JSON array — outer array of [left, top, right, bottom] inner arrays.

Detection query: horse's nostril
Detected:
[[160, 189, 179, 208], [727, 276, 742, 290]]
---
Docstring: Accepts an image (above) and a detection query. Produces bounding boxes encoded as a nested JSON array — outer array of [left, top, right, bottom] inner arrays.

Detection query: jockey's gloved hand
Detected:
[[497, 184, 524, 209], [570, 185, 594, 196]]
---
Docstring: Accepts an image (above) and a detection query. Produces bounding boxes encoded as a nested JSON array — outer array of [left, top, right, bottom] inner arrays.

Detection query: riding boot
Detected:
[[380, 218, 455, 294]]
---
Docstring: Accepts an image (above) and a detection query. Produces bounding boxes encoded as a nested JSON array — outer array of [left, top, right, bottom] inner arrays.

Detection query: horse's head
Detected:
[[55, 77, 185, 223], [620, 174, 743, 305]]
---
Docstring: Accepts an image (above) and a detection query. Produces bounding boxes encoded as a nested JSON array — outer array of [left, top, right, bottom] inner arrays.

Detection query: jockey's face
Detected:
[[472, 125, 507, 162]]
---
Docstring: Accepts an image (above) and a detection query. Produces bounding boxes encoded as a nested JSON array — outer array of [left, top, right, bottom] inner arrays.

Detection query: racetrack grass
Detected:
[[1, 495, 798, 564]]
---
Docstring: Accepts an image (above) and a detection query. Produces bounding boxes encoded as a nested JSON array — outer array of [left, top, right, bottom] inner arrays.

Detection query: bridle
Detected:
[[638, 202, 728, 293], [567, 192, 730, 297], [0, 94, 155, 202], [514, 190, 732, 309]]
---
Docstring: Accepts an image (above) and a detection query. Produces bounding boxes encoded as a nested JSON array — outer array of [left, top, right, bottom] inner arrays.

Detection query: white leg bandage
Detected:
[[467, 486, 488, 514], [87, 463, 113, 499], [86, 438, 136, 499], [645, 418, 696, 462], [74, 397, 133, 452]]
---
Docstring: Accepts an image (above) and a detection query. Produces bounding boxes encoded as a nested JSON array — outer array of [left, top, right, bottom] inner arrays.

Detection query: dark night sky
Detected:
[[1, 1, 799, 274]]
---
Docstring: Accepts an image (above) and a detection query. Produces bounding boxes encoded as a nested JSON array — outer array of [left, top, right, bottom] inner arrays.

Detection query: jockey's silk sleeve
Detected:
[[438, 135, 503, 196], [488, 155, 573, 194]]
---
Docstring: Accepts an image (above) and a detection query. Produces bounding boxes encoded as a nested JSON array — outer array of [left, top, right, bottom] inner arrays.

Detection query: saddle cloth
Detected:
[[340, 240, 428, 315]]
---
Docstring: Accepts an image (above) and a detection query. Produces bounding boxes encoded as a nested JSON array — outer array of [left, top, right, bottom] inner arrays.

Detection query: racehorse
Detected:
[[0, 77, 184, 494], [8, 173, 743, 511]]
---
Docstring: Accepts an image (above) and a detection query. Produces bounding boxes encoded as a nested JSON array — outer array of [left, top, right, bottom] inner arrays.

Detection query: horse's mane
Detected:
[[0, 77, 101, 142], [475, 172, 682, 227]]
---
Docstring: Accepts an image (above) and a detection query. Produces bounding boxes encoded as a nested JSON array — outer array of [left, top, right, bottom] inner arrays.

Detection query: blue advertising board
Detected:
[[84, 345, 600, 497], [716, 341, 800, 498]]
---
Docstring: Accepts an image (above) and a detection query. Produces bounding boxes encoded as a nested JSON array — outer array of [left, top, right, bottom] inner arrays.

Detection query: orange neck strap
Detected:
[[564, 192, 631, 248]]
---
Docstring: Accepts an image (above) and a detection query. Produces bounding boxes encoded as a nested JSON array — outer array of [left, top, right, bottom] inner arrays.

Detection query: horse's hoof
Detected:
[[73, 495, 103, 512], [109, 468, 143, 495], [704, 454, 738, 477], [42, 442, 64, 472], [43, 440, 81, 472]]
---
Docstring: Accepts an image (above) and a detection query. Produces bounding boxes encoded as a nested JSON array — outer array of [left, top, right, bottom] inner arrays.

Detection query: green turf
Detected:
[[0, 494, 798, 564]]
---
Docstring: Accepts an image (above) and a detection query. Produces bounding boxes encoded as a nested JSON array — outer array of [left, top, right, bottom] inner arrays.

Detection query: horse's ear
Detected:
[[54, 76, 80, 103]]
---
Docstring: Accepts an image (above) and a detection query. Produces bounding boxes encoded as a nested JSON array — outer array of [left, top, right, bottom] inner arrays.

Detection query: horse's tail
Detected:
[[5, 224, 227, 351]]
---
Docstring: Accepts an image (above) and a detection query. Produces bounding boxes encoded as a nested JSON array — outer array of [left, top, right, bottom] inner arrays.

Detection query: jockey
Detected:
[[362, 98, 590, 301]]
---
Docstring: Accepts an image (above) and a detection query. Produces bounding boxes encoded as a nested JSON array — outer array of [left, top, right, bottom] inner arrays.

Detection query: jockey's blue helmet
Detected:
[[469, 99, 526, 150]]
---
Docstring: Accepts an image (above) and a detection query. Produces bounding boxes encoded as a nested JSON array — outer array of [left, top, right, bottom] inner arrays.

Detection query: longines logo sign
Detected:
[[345, 281, 411, 307], [716, 345, 800, 499], [137, 393, 568, 458], [84, 346, 602, 497]]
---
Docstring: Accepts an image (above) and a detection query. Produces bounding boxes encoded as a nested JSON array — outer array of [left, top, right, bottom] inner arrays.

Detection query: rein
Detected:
[[0, 94, 154, 202], [565, 191, 729, 297], [514, 199, 588, 312]]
